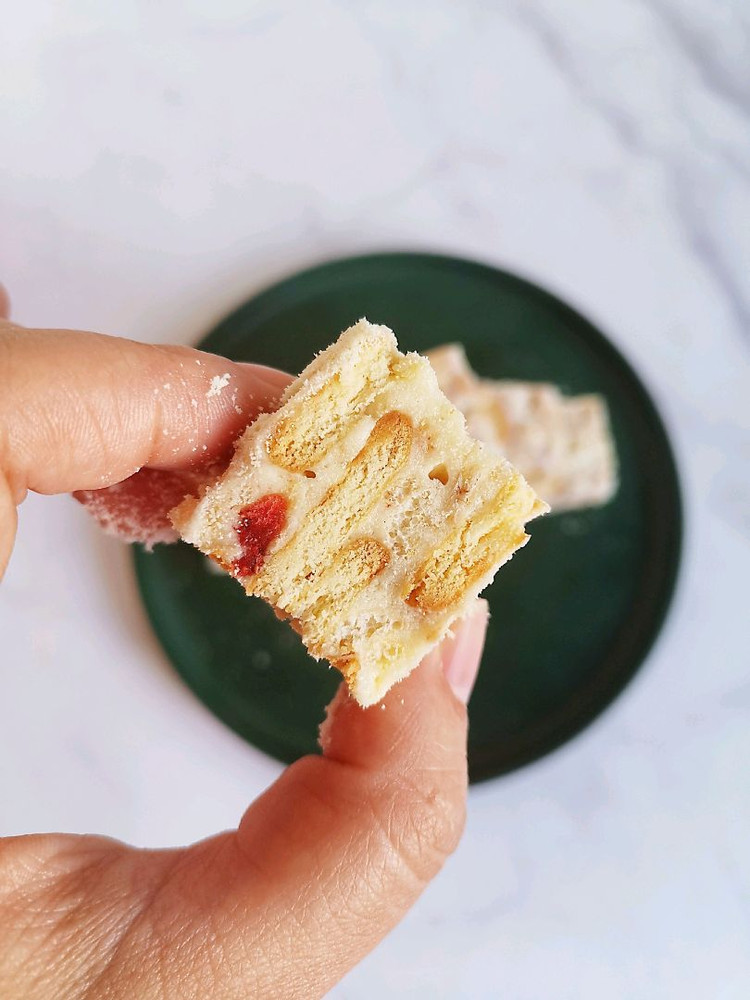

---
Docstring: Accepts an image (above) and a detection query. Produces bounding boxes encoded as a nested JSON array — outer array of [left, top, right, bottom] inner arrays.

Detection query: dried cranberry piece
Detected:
[[233, 494, 288, 577]]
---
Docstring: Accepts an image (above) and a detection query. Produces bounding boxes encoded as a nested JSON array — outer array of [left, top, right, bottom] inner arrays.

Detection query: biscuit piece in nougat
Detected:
[[171, 320, 548, 707]]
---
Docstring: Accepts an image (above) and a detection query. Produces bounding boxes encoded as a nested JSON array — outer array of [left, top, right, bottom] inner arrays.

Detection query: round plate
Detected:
[[134, 253, 682, 782]]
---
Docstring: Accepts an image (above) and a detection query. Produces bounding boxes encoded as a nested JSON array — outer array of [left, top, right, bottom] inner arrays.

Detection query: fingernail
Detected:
[[441, 599, 489, 704]]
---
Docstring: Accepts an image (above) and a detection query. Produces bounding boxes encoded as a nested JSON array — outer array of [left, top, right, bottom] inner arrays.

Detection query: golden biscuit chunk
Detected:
[[427, 344, 618, 513], [172, 321, 547, 706]]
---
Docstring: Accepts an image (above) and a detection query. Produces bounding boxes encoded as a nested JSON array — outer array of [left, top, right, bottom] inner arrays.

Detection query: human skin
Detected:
[[0, 286, 487, 999]]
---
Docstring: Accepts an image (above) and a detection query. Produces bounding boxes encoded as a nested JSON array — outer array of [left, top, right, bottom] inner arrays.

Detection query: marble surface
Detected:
[[1, 1, 749, 997]]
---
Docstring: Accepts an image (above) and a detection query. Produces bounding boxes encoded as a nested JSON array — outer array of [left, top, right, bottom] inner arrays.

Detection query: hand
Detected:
[[0, 289, 487, 999]]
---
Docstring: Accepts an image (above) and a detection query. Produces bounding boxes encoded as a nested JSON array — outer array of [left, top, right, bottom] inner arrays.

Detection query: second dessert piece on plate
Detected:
[[172, 320, 548, 706], [427, 344, 618, 513]]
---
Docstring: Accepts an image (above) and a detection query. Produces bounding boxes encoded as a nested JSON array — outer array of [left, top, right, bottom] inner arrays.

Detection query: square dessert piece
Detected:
[[427, 344, 618, 513], [172, 321, 547, 706]]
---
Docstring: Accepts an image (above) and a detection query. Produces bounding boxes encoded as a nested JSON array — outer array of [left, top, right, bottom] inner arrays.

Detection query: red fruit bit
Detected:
[[232, 493, 288, 577]]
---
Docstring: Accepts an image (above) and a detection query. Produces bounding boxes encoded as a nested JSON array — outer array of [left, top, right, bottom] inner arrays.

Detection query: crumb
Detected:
[[207, 373, 231, 399], [318, 686, 348, 752]]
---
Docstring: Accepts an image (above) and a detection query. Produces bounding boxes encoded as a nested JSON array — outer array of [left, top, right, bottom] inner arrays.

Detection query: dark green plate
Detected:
[[134, 253, 682, 782]]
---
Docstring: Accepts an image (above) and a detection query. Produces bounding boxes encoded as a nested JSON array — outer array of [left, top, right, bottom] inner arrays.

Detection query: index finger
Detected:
[[0, 322, 291, 564]]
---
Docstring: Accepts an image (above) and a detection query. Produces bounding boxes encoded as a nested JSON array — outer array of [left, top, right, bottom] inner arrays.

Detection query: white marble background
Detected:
[[1, 1, 749, 997]]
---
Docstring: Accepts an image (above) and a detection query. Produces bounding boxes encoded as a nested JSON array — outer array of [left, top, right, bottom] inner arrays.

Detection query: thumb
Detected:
[[175, 601, 488, 999], [0, 604, 488, 999]]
